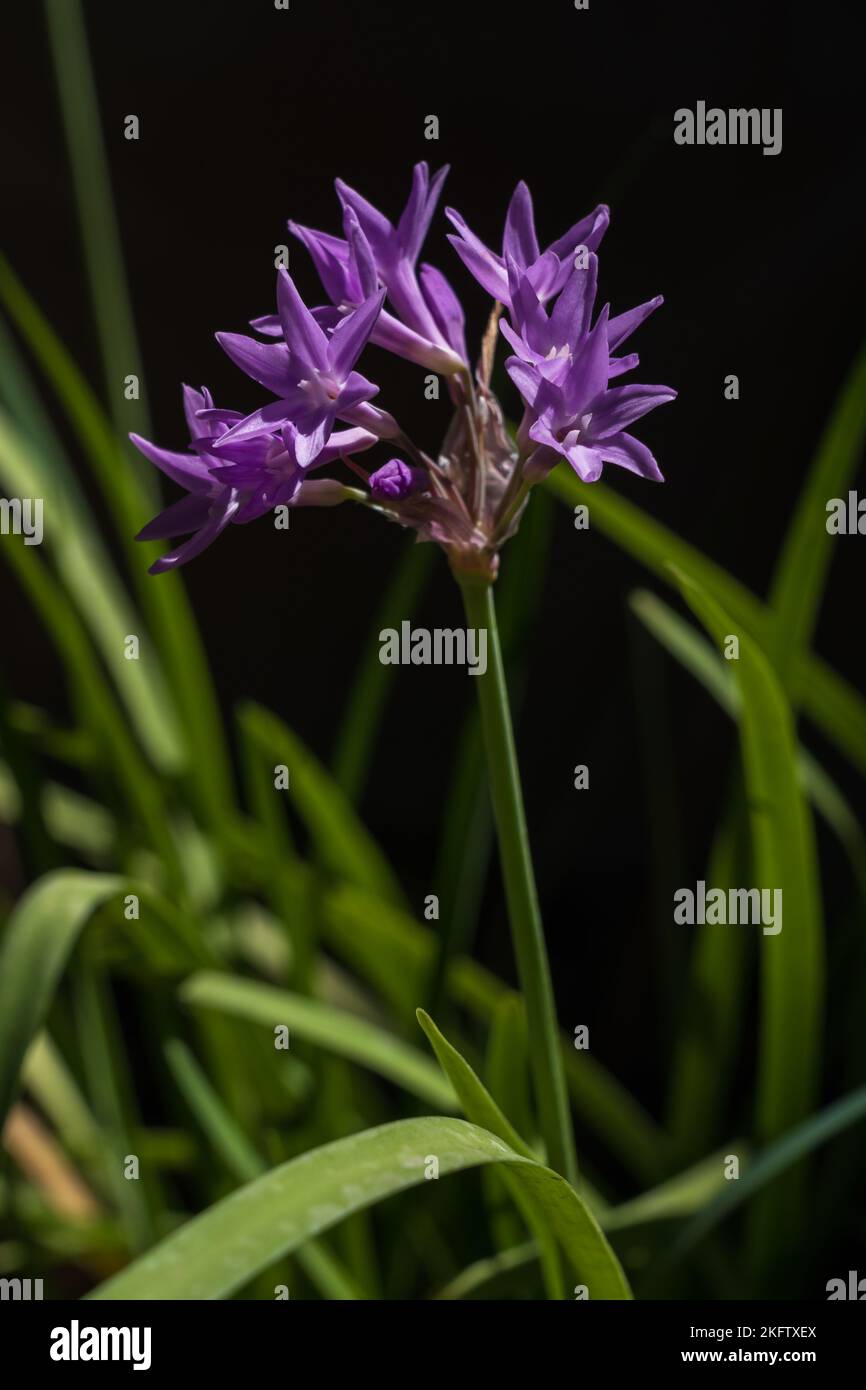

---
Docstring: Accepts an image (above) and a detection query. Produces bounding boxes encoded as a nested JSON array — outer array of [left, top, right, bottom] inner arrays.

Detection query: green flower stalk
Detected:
[[457, 572, 578, 1186]]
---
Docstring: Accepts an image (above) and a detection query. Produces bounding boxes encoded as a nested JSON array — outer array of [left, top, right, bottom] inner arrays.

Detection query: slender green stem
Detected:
[[457, 575, 578, 1187], [44, 0, 156, 449]]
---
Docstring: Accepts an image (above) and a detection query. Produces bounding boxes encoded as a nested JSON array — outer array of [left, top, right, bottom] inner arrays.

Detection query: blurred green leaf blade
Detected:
[[90, 1116, 632, 1300]]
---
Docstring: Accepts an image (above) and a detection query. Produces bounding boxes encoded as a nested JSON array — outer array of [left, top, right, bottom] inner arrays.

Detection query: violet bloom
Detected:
[[132, 385, 373, 572], [503, 257, 676, 483], [281, 204, 466, 377], [136, 169, 675, 581], [335, 163, 468, 371], [215, 270, 389, 463], [132, 386, 252, 573], [446, 180, 609, 308]]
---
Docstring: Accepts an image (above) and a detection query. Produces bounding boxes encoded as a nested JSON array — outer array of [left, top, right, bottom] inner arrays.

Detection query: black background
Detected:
[[2, 0, 865, 1253]]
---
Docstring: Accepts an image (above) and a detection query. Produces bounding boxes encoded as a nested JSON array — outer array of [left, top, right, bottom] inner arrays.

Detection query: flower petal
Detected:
[[343, 207, 379, 298], [335, 177, 393, 264], [216, 332, 292, 396], [446, 232, 508, 302], [549, 254, 598, 346], [419, 263, 467, 363], [560, 303, 610, 416], [249, 312, 283, 337], [276, 269, 331, 371], [607, 295, 664, 351], [182, 385, 214, 441], [588, 382, 677, 438], [289, 221, 355, 304], [506, 357, 545, 408], [327, 288, 385, 380], [129, 433, 214, 495], [212, 397, 306, 447], [547, 204, 610, 265], [149, 491, 241, 573], [136, 492, 213, 541], [607, 351, 639, 378], [598, 430, 665, 481], [503, 181, 540, 268]]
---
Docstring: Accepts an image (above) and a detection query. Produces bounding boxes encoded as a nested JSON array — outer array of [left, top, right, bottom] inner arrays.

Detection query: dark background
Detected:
[[2, 0, 865, 1217]]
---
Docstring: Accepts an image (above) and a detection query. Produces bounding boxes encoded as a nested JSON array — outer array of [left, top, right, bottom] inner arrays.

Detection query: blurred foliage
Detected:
[[1, 0, 864, 1300]]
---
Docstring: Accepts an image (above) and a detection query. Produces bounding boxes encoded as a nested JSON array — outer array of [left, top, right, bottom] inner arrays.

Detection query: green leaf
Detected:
[[332, 540, 436, 800], [630, 589, 866, 898], [0, 534, 182, 876], [416, 1009, 533, 1157], [238, 702, 404, 906], [44, 0, 154, 448], [601, 1147, 737, 1232], [417, 1008, 566, 1299], [21, 1032, 103, 1167], [180, 972, 455, 1110], [165, 1039, 262, 1184], [666, 788, 751, 1159], [486, 993, 534, 1146], [165, 1038, 362, 1300], [89, 1116, 632, 1300], [677, 569, 825, 1256], [434, 1241, 539, 1299], [0, 337, 183, 772], [768, 338, 866, 687], [73, 960, 160, 1249], [546, 464, 866, 776], [40, 783, 115, 861], [0, 256, 234, 831], [0, 871, 121, 1128], [669, 1084, 866, 1263], [322, 882, 670, 1181]]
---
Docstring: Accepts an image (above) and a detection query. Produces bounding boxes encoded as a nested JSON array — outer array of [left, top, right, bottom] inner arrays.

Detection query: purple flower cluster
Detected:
[[134, 165, 674, 576]]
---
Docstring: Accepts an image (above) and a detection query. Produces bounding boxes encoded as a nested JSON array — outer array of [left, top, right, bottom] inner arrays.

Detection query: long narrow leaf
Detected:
[[164, 1038, 362, 1299], [670, 1084, 866, 1263], [0, 256, 235, 828], [180, 972, 455, 1110], [332, 540, 436, 800], [677, 570, 825, 1261], [43, 0, 154, 451], [89, 1116, 632, 1300], [238, 702, 404, 906], [768, 338, 866, 687], [631, 589, 866, 897], [323, 882, 671, 1181], [0, 403, 183, 771], [0, 871, 121, 1128], [546, 464, 866, 776], [417, 1008, 566, 1299]]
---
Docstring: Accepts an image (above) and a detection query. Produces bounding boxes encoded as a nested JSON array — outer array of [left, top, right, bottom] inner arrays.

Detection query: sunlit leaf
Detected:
[[90, 1116, 632, 1300]]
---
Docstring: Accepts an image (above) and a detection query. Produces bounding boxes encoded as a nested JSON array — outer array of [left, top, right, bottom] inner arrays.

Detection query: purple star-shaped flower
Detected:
[[446, 180, 609, 309], [334, 162, 468, 369], [133, 166, 676, 577], [505, 259, 676, 483], [267, 204, 467, 376], [132, 386, 375, 571], [214, 270, 388, 464]]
